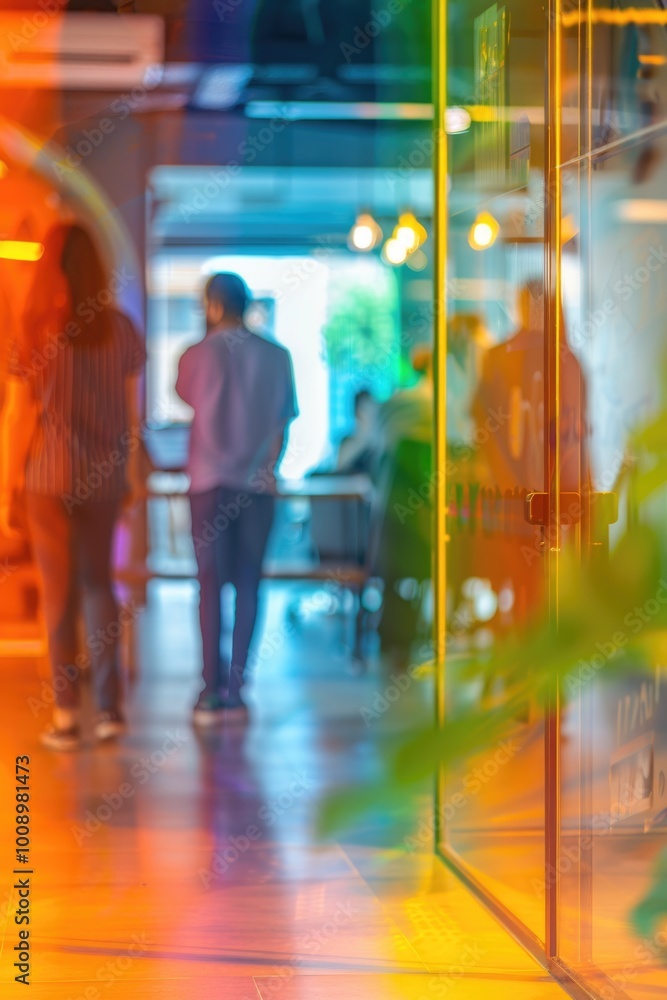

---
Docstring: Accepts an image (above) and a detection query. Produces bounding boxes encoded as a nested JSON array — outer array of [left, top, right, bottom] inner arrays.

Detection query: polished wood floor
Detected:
[[0, 582, 564, 998]]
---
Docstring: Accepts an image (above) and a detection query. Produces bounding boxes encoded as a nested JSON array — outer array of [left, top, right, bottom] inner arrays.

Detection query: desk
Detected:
[[139, 471, 373, 659], [144, 471, 372, 568]]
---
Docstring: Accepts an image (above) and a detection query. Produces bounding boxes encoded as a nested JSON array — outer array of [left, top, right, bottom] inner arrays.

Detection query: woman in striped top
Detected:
[[0, 224, 146, 750]]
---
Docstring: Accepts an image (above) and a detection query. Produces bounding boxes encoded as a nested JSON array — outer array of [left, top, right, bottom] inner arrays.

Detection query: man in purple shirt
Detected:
[[176, 273, 297, 724]]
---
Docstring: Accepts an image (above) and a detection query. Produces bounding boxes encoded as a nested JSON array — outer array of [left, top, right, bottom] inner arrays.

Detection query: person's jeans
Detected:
[[189, 486, 275, 702], [25, 494, 122, 712]]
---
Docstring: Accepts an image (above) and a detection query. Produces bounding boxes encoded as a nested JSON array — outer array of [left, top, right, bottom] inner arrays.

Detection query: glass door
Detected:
[[436, 0, 557, 949], [556, 3, 667, 997], [435, 0, 667, 991]]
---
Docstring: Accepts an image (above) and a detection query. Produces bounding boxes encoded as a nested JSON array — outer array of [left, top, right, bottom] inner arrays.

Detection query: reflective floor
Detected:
[[0, 581, 563, 998]]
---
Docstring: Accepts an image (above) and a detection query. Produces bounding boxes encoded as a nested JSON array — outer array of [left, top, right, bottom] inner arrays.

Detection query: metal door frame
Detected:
[[432, 2, 635, 997]]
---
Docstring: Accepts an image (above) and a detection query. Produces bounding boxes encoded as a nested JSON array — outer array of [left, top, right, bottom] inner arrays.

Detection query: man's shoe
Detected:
[[193, 694, 226, 727], [39, 723, 81, 752], [94, 710, 126, 742]]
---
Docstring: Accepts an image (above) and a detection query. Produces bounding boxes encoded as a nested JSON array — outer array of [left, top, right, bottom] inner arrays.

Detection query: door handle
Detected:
[[524, 492, 581, 526], [523, 491, 618, 527]]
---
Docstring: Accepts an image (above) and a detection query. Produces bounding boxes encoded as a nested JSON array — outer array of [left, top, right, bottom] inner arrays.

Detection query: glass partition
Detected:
[[557, 3, 667, 996], [440, 0, 553, 946], [437, 0, 667, 990]]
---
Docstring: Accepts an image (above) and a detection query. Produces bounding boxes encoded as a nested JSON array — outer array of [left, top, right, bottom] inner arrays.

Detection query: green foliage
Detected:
[[321, 269, 399, 398]]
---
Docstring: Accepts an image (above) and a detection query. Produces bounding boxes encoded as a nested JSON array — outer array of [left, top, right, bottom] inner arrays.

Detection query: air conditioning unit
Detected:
[[0, 13, 163, 90]]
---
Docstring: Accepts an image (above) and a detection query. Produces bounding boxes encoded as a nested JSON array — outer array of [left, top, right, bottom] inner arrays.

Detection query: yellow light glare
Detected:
[[638, 54, 667, 66], [0, 161, 8, 179], [395, 211, 428, 251], [468, 212, 499, 251], [563, 9, 667, 27], [473, 223, 493, 246], [348, 212, 382, 252], [0, 241, 44, 261], [396, 225, 419, 251], [383, 238, 408, 266]]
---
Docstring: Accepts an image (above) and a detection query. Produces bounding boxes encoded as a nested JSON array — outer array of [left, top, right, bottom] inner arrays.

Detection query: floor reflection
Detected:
[[0, 581, 561, 998]]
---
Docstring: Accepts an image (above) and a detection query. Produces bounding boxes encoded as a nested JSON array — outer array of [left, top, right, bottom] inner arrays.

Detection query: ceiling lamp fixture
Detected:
[[382, 237, 409, 266], [348, 212, 383, 252], [445, 106, 472, 134], [394, 211, 427, 252], [468, 211, 500, 251]]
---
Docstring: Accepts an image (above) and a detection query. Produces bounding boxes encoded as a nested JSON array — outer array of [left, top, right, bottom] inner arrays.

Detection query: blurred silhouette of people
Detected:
[[371, 346, 433, 667], [447, 313, 491, 461], [466, 279, 589, 627], [335, 389, 378, 475], [176, 273, 297, 726], [471, 279, 587, 495], [0, 224, 146, 751]]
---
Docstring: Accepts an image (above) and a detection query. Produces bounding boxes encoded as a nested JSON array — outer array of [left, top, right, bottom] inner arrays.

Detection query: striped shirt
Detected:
[[7, 309, 145, 503]]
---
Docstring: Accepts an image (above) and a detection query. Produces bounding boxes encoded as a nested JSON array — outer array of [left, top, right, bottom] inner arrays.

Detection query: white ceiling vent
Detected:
[[0, 13, 163, 90]]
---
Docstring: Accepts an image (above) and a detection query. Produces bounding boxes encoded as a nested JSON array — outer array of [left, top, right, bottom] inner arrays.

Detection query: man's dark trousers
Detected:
[[190, 485, 274, 701]]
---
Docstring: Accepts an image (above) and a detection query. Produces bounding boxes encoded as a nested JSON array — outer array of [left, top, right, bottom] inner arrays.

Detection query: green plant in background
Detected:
[[322, 269, 400, 400], [320, 371, 667, 948]]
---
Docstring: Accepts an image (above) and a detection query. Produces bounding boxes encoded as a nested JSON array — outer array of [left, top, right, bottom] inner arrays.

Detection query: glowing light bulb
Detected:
[[383, 238, 408, 265], [396, 225, 419, 251], [468, 211, 499, 251], [348, 212, 382, 252], [445, 106, 472, 134], [473, 222, 493, 246], [352, 224, 374, 250]]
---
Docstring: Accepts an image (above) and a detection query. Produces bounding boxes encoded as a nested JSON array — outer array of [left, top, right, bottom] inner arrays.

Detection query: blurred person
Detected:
[[176, 273, 297, 726], [377, 345, 433, 452], [335, 389, 378, 475], [471, 279, 587, 495], [447, 313, 491, 459], [468, 279, 589, 627], [371, 346, 433, 667], [0, 224, 146, 751]]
